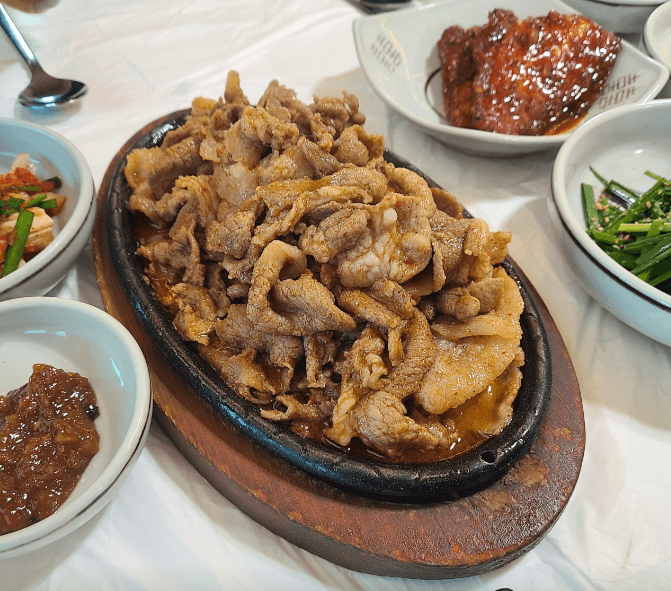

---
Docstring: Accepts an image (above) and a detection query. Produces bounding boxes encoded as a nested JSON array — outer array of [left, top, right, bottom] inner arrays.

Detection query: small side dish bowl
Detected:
[[352, 0, 669, 157], [0, 297, 152, 558], [0, 118, 96, 301], [562, 0, 665, 34], [550, 99, 671, 347], [643, 1, 671, 74]]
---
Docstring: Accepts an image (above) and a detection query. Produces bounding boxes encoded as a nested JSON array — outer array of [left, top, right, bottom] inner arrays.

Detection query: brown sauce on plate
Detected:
[[0, 364, 100, 535], [196, 317, 514, 465]]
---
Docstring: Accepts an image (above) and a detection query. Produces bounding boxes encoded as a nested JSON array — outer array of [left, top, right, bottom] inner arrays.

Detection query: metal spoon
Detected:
[[346, 0, 410, 14], [0, 3, 87, 108]]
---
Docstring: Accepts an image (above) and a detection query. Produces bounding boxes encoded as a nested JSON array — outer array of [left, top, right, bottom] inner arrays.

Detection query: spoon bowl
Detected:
[[18, 71, 88, 108], [0, 3, 87, 108]]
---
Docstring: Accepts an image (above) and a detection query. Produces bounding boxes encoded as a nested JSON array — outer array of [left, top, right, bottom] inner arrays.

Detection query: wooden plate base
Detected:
[[92, 140, 584, 580]]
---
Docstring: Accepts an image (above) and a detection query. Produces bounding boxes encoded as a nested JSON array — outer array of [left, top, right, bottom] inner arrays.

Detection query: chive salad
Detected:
[[582, 168, 671, 293]]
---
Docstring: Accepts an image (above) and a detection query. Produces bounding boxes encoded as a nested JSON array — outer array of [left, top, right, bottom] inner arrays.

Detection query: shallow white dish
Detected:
[[352, 0, 669, 157], [0, 118, 96, 300], [643, 1, 671, 71], [562, 0, 665, 34], [550, 99, 671, 348], [0, 298, 152, 558]]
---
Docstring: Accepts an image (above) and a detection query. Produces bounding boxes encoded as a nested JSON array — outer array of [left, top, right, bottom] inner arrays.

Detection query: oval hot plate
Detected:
[[103, 110, 551, 502]]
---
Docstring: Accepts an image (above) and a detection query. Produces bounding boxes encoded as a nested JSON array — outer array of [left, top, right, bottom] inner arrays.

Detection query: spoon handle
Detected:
[[0, 3, 41, 73]]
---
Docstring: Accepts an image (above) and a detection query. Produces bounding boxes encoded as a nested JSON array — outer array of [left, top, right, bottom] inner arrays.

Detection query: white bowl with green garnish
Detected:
[[0, 118, 96, 301], [550, 99, 671, 347], [0, 297, 152, 558]]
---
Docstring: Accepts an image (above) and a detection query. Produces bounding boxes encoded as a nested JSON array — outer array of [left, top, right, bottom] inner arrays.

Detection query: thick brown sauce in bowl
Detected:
[[0, 364, 100, 535]]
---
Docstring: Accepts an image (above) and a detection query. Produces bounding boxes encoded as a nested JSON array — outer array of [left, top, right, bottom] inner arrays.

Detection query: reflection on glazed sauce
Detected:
[[545, 113, 587, 136]]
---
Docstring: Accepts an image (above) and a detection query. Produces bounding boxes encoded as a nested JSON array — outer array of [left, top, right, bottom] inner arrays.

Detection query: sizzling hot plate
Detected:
[[104, 110, 551, 502]]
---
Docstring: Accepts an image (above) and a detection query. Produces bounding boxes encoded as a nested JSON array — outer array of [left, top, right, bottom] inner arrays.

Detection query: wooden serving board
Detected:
[[92, 145, 585, 580]]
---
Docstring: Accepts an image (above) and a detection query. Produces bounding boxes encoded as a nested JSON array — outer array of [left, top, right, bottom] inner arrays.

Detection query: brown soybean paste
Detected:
[[0, 364, 100, 535]]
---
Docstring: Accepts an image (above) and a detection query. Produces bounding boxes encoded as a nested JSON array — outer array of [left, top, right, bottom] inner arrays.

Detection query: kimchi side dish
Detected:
[[125, 71, 525, 463], [0, 154, 66, 277]]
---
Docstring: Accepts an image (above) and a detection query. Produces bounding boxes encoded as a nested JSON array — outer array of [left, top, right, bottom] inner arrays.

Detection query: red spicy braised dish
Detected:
[[437, 9, 621, 135], [0, 364, 100, 535]]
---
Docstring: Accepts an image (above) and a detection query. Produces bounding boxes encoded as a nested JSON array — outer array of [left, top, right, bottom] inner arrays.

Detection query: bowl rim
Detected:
[[551, 98, 671, 313], [0, 297, 153, 554], [103, 109, 553, 502], [643, 0, 671, 67], [0, 118, 96, 297], [573, 0, 665, 8], [352, 0, 669, 153]]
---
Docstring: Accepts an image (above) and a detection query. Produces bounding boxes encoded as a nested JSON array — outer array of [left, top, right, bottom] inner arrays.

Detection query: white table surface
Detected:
[[1, 1, 671, 589]]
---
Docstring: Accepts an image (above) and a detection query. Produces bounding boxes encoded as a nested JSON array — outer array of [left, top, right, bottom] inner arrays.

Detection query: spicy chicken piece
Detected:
[[0, 365, 99, 535], [437, 9, 621, 135]]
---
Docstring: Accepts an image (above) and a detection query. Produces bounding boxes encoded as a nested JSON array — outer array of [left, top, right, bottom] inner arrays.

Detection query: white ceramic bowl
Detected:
[[0, 297, 152, 558], [562, 0, 665, 34], [550, 99, 671, 347], [0, 118, 96, 300], [643, 1, 671, 71], [352, 0, 669, 157]]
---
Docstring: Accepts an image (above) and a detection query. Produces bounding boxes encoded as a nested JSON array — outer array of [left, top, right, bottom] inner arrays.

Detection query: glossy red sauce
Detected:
[[437, 9, 621, 136]]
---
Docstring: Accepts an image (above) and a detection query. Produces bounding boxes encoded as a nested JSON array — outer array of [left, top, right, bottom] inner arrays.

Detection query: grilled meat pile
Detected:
[[125, 72, 525, 462]]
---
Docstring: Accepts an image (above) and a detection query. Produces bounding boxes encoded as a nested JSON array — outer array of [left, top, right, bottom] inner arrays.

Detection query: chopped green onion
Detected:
[[605, 248, 636, 270], [39, 198, 58, 210], [630, 234, 671, 275], [620, 233, 671, 254], [586, 229, 619, 245], [0, 196, 25, 215], [582, 183, 600, 232], [618, 222, 671, 233], [25, 193, 48, 208], [2, 208, 34, 276], [582, 170, 671, 294], [0, 193, 59, 216], [649, 266, 671, 287], [604, 178, 667, 234]]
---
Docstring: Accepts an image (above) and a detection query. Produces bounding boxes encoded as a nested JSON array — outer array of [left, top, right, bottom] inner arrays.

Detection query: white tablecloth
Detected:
[[1, 1, 671, 589]]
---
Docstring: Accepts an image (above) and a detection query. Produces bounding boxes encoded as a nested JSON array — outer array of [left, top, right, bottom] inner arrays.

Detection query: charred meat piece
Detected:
[[437, 9, 621, 135]]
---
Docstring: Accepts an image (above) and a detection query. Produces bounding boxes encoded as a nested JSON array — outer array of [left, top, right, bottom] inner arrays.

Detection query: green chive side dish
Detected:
[[582, 168, 671, 292]]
